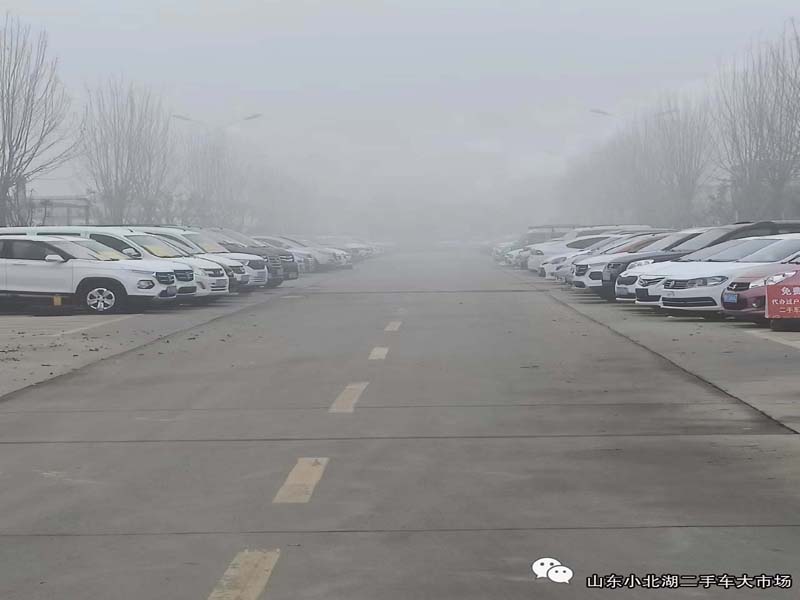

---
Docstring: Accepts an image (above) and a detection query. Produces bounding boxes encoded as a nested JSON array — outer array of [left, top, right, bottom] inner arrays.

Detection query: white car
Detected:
[[136, 227, 269, 289], [0, 226, 230, 300], [525, 234, 617, 273], [571, 233, 671, 292], [0, 235, 181, 313], [633, 235, 800, 312], [253, 236, 316, 272]]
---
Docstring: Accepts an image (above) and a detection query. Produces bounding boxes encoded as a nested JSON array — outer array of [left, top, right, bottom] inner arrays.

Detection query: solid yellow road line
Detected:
[[273, 457, 330, 503], [384, 320, 402, 332], [207, 549, 281, 600], [329, 382, 369, 413], [369, 346, 389, 360]]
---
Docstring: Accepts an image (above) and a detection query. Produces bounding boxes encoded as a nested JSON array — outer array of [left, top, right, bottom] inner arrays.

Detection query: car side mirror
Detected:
[[122, 248, 141, 258], [44, 254, 66, 263]]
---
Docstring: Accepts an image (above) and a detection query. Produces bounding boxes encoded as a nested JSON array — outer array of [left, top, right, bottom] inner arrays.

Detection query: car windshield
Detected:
[[617, 234, 668, 253], [127, 235, 187, 258], [151, 233, 203, 254], [640, 231, 701, 252], [183, 232, 229, 253], [50, 240, 126, 261], [704, 238, 776, 262], [219, 230, 267, 247], [676, 239, 748, 261], [737, 238, 800, 262], [669, 227, 731, 252]]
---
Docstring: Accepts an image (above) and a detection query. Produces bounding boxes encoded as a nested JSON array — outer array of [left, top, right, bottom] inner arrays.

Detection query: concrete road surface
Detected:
[[0, 251, 797, 599]]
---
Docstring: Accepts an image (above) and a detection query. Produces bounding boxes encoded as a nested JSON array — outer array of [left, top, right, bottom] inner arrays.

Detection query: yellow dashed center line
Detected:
[[273, 457, 330, 504], [207, 549, 281, 600], [329, 382, 369, 413], [369, 346, 389, 360]]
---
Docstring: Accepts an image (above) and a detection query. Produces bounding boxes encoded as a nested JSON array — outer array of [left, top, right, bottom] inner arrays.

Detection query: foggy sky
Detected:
[[9, 0, 800, 232]]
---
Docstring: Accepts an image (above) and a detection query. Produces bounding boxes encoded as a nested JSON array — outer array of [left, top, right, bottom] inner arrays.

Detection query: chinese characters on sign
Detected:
[[586, 573, 792, 590], [766, 282, 800, 319]]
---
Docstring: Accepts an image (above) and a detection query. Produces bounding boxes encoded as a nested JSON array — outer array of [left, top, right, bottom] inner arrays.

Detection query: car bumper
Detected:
[[634, 288, 662, 305], [660, 285, 726, 311], [721, 289, 766, 319]]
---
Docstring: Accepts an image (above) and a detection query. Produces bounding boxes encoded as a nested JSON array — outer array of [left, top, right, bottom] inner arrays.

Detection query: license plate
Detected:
[[617, 285, 628, 295], [722, 291, 738, 304], [663, 290, 675, 297], [216, 279, 227, 286]]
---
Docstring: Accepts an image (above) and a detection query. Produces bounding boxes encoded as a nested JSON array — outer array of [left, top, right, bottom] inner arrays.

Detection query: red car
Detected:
[[722, 263, 800, 322]]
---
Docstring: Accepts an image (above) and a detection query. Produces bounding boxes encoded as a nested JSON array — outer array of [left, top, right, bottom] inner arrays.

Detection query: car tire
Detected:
[[78, 280, 127, 314], [770, 318, 799, 331]]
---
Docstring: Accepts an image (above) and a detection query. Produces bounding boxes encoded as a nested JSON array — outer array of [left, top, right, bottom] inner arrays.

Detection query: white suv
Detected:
[[0, 235, 182, 313], [0, 226, 231, 300]]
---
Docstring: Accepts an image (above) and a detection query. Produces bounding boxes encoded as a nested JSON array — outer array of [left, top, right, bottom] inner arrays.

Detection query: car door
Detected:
[[5, 240, 73, 294]]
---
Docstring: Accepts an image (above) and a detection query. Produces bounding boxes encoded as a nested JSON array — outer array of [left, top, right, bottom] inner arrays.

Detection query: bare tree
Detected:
[[178, 132, 250, 227], [649, 96, 713, 226], [0, 14, 75, 226], [82, 78, 174, 223]]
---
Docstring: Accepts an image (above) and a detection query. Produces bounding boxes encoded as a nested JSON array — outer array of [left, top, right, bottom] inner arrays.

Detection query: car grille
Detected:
[[727, 281, 750, 292], [663, 279, 689, 290], [175, 269, 194, 282], [252, 271, 267, 283], [231, 265, 246, 274], [178, 286, 197, 295], [617, 275, 638, 285], [638, 276, 664, 287], [268, 256, 281, 268], [574, 265, 589, 276], [156, 272, 175, 285], [635, 289, 660, 302], [210, 280, 228, 291], [248, 259, 266, 270], [662, 297, 717, 308], [205, 268, 225, 278], [279, 254, 295, 263]]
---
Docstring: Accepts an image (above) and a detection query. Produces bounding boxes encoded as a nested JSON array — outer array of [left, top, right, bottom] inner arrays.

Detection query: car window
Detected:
[[641, 231, 701, 252], [704, 238, 776, 261], [676, 239, 747, 261], [618, 235, 667, 253], [7, 240, 51, 260], [670, 228, 730, 252], [127, 235, 186, 258], [152, 233, 201, 253], [90, 233, 136, 253], [566, 236, 608, 249], [50, 240, 125, 261], [738, 238, 800, 262], [184, 232, 228, 253]]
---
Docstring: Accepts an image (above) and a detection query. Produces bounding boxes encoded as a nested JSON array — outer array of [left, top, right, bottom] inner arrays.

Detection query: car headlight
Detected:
[[532, 249, 544, 255], [628, 259, 655, 270], [587, 263, 605, 270], [222, 266, 233, 277], [686, 276, 728, 288], [194, 269, 206, 279], [137, 280, 155, 289], [753, 271, 798, 288]]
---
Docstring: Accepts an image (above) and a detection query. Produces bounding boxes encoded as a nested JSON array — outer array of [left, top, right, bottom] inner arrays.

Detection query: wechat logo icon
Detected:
[[532, 557, 574, 584]]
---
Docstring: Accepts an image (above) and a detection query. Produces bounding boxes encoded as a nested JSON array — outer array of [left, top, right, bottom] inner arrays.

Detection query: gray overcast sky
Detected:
[[10, 0, 799, 218]]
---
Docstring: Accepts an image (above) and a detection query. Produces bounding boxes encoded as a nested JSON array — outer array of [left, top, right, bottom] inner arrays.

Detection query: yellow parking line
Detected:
[[207, 549, 281, 600], [329, 382, 369, 413], [384, 320, 402, 332], [369, 346, 389, 360], [273, 457, 330, 504]]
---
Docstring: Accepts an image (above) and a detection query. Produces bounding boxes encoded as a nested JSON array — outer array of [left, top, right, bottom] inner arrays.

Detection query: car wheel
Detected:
[[79, 281, 126, 314], [770, 318, 799, 331]]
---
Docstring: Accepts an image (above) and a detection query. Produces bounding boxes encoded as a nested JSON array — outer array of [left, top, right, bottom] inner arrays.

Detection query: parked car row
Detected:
[[492, 220, 800, 330], [0, 226, 382, 314]]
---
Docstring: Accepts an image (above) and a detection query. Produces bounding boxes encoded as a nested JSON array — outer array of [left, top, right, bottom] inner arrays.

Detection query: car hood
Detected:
[[729, 263, 800, 282], [607, 250, 689, 265], [196, 253, 241, 267], [117, 258, 186, 272], [173, 256, 222, 270], [215, 252, 265, 262], [573, 251, 632, 267], [652, 261, 774, 279]]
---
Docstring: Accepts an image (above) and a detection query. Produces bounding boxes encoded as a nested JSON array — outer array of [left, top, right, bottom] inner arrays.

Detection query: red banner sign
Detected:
[[766, 277, 800, 319]]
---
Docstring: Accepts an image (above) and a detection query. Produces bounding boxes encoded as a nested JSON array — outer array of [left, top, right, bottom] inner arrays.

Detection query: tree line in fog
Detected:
[[560, 22, 800, 227], [0, 14, 319, 230]]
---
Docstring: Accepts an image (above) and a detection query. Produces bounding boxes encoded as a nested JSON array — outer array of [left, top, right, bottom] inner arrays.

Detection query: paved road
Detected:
[[0, 251, 797, 599]]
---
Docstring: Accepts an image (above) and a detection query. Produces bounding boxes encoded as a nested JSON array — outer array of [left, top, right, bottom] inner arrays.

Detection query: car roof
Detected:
[[0, 234, 75, 241]]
